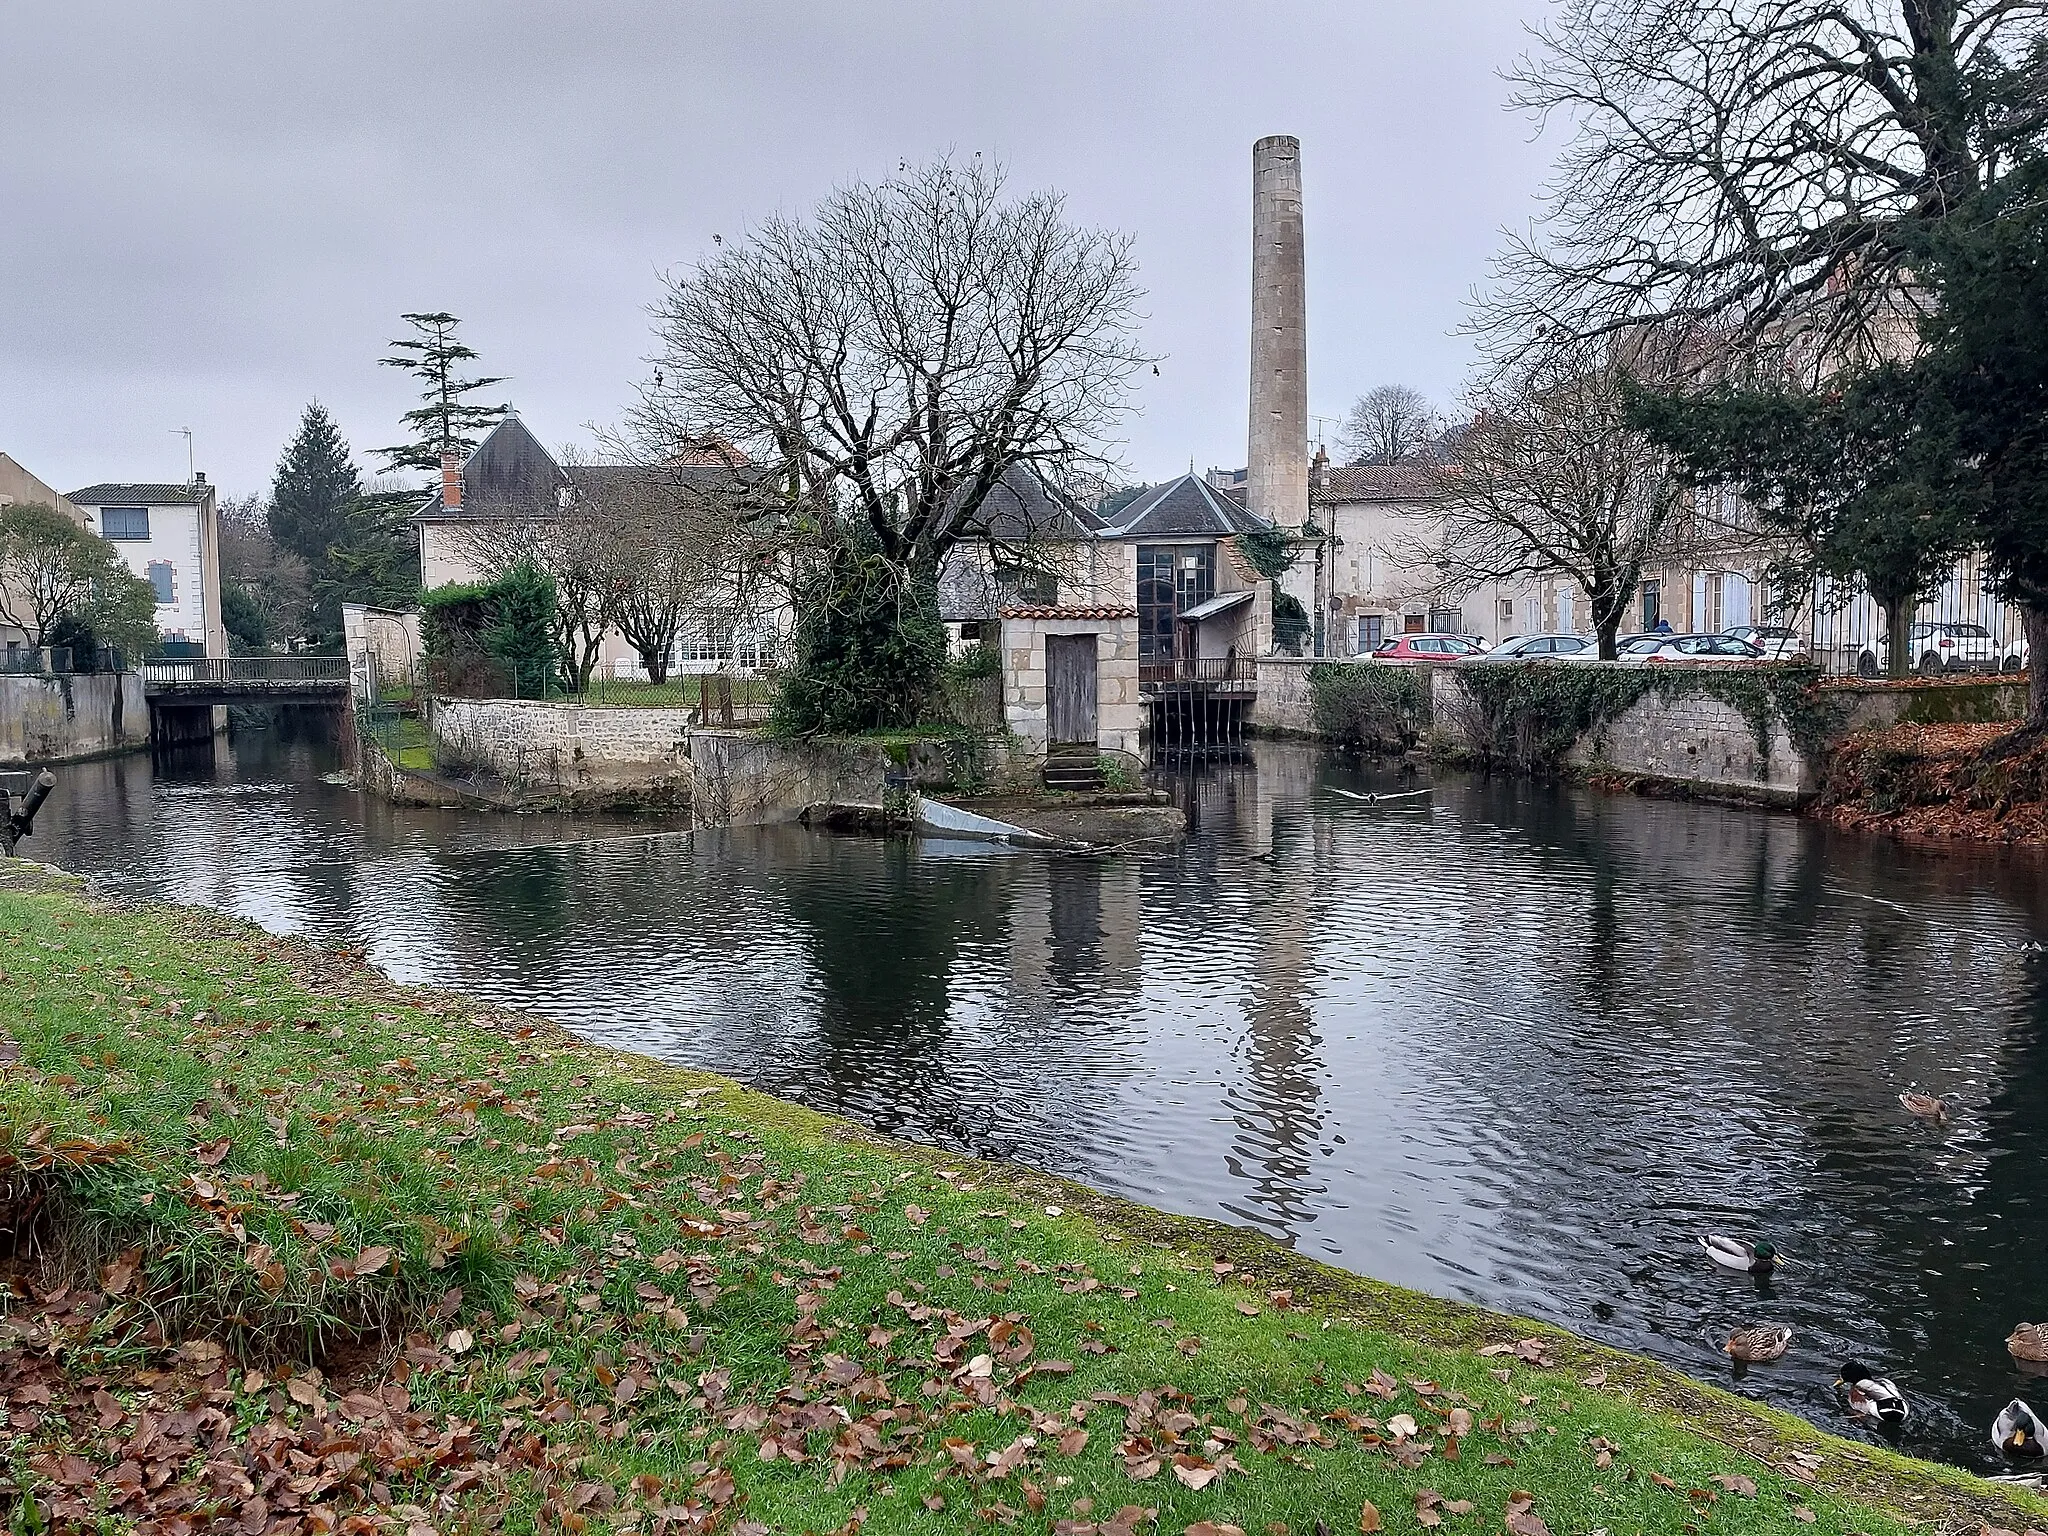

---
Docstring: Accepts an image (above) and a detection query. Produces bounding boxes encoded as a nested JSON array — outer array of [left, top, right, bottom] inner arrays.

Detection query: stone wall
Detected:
[[1250, 657, 1316, 734], [427, 698, 693, 789], [687, 730, 892, 826], [1000, 615, 1143, 758], [0, 673, 147, 764], [1565, 692, 1813, 799]]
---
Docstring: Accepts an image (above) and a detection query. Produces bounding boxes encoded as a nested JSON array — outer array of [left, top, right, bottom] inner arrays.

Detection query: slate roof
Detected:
[[414, 415, 755, 522], [941, 462, 1103, 542], [1097, 473, 1267, 538], [1314, 464, 1443, 504], [67, 483, 209, 505]]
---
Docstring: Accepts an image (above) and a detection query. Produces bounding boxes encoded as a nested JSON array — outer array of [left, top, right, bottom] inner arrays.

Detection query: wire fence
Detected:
[[1805, 555, 2031, 678]]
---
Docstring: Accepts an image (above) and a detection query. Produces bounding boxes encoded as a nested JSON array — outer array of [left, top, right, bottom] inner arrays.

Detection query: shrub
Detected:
[[1307, 662, 1426, 752], [773, 543, 947, 736], [421, 562, 560, 695]]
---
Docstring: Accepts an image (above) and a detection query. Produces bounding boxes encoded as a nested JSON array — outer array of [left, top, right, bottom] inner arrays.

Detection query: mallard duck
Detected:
[[2009, 1324, 2048, 1364], [1837, 1359, 1909, 1430], [1701, 1236, 1783, 1275], [1725, 1325, 1793, 1363], [1994, 1400, 2047, 1460], [1898, 1091, 1950, 1122]]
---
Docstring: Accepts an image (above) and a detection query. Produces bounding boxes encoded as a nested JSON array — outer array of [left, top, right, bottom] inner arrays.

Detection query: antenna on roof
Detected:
[[170, 427, 194, 486]]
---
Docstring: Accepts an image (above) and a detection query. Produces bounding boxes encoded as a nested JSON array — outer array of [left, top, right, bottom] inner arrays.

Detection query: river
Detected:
[[21, 719, 2048, 1472]]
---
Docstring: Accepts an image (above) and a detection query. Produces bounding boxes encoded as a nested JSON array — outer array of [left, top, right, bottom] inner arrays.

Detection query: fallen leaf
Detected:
[[1358, 1502, 1382, 1533], [1710, 1473, 1756, 1498], [100, 1250, 141, 1296], [354, 1245, 392, 1276], [193, 1137, 231, 1166], [445, 1327, 475, 1355], [1505, 1493, 1552, 1536]]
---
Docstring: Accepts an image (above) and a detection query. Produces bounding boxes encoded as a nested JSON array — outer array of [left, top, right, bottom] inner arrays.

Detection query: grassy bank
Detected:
[[1, 871, 2041, 1536]]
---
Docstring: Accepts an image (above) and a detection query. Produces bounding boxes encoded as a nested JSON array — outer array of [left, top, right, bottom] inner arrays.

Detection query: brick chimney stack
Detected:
[[441, 448, 462, 511]]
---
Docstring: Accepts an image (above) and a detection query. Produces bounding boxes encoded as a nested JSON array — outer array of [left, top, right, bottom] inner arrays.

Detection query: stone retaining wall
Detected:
[[1, 673, 147, 764], [687, 730, 892, 826], [1250, 657, 1316, 734], [427, 698, 693, 789]]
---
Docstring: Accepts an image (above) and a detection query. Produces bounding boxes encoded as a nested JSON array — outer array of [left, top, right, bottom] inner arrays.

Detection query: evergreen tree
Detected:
[[376, 312, 508, 473], [267, 402, 360, 574]]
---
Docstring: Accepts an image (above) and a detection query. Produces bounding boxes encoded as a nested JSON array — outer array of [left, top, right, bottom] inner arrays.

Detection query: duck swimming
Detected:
[[1837, 1360, 1908, 1431], [1897, 1091, 1949, 1122], [2009, 1324, 2048, 1364], [1701, 1236, 1781, 1275], [1994, 1400, 2047, 1460], [1724, 1325, 1793, 1363]]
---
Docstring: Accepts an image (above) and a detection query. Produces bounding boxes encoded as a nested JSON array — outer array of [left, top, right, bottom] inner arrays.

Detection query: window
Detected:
[[1639, 579, 1661, 632], [146, 561, 175, 604], [1359, 614, 1384, 652], [1499, 598, 1514, 622], [1135, 544, 1214, 658], [101, 507, 150, 540], [1427, 607, 1463, 634]]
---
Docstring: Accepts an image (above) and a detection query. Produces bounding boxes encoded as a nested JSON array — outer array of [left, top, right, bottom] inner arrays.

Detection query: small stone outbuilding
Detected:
[[998, 605, 1142, 760]]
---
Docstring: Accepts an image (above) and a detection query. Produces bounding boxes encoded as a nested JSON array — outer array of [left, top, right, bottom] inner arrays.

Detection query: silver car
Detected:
[[1612, 633, 1767, 666], [1473, 633, 1594, 662], [1724, 625, 1806, 662]]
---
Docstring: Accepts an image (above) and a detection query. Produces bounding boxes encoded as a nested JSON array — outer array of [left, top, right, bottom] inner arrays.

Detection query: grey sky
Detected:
[[2, 2, 1557, 502]]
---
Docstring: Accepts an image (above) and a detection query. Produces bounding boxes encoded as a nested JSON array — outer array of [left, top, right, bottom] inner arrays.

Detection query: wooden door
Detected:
[[1046, 634, 1099, 747]]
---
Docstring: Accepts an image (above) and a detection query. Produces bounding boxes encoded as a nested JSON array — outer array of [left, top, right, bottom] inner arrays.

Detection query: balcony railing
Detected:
[[1139, 656, 1257, 686]]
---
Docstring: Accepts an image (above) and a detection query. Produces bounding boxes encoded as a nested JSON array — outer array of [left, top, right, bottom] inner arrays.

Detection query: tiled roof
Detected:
[[67, 483, 208, 505], [1314, 464, 1442, 504], [999, 605, 1136, 621], [1099, 473, 1267, 538]]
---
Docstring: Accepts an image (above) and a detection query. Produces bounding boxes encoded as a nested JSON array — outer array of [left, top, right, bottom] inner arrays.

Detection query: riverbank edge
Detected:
[[3, 861, 2042, 1533]]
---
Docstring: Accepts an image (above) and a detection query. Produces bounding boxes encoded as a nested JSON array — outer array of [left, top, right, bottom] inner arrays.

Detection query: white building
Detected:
[[67, 477, 226, 657]]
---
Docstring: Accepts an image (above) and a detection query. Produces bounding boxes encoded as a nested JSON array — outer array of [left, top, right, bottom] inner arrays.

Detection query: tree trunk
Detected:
[[1589, 576, 1622, 660], [1882, 595, 1914, 680], [2027, 604, 2048, 726]]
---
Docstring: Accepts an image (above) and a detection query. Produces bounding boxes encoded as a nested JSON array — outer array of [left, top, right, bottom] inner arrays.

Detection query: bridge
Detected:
[[141, 656, 350, 707]]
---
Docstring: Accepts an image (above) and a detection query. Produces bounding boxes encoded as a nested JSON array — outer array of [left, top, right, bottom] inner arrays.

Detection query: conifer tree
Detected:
[[267, 402, 360, 573], [376, 312, 508, 473]]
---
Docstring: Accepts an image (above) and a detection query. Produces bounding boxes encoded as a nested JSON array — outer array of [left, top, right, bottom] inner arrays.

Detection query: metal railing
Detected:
[[141, 655, 350, 687], [1804, 557, 2030, 678]]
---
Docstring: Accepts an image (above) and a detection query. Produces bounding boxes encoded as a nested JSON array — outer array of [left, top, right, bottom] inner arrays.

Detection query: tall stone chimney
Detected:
[[1247, 135, 1308, 531]]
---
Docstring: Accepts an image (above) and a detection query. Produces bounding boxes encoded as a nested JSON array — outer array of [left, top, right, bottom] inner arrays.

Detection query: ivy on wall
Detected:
[[1445, 663, 1851, 771]]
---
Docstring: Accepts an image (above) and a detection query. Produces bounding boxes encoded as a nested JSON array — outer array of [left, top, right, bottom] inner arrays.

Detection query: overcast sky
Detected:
[[2, 2, 1558, 503]]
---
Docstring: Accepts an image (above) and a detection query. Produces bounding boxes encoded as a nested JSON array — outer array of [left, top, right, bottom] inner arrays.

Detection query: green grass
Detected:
[[0, 877, 2040, 1535], [578, 676, 774, 710]]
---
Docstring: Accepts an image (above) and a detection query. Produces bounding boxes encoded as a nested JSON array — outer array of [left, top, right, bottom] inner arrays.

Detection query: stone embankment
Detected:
[[0, 671, 146, 764]]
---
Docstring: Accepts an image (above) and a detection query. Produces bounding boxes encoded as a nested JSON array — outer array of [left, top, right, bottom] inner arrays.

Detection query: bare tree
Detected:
[[1487, 1, 2048, 372], [217, 494, 311, 643], [0, 503, 133, 648], [1340, 385, 1438, 465], [453, 478, 632, 692], [630, 158, 1151, 725], [1429, 351, 1694, 660]]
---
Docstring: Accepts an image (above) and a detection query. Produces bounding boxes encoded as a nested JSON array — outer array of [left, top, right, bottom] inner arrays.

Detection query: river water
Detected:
[[21, 721, 2048, 1471]]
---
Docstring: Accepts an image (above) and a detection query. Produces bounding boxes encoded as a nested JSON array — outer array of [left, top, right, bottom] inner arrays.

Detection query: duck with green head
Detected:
[[1701, 1235, 1781, 1275]]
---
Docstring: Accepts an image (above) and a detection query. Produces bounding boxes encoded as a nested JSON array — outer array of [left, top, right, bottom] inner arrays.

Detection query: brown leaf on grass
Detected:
[[353, 1245, 392, 1276], [1504, 1493, 1552, 1536], [1185, 1526, 1246, 1536], [1170, 1455, 1220, 1490], [1365, 1369, 1399, 1400], [1357, 1502, 1382, 1532], [193, 1137, 231, 1166], [1710, 1473, 1757, 1498], [1790, 1508, 1816, 1524], [101, 1250, 141, 1296], [905, 1204, 930, 1227], [1056, 1428, 1089, 1457], [445, 1328, 475, 1356]]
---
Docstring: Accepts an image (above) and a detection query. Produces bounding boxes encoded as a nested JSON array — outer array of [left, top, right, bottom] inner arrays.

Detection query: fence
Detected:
[[1805, 556, 2031, 678]]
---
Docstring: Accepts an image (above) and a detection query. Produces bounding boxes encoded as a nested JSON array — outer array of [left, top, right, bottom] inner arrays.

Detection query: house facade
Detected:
[[0, 454, 92, 653], [67, 477, 226, 658], [414, 415, 787, 677]]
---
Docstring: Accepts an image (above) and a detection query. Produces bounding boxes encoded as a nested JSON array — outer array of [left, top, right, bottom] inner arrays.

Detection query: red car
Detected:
[[1366, 634, 1486, 662]]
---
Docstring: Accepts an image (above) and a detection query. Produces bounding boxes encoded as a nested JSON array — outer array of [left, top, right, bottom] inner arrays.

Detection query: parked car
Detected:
[[1473, 633, 1594, 662], [1364, 633, 1487, 662], [1611, 633, 1767, 665], [1458, 634, 1495, 653], [1724, 625, 1807, 662], [1859, 621, 2001, 677], [2002, 636, 2031, 674]]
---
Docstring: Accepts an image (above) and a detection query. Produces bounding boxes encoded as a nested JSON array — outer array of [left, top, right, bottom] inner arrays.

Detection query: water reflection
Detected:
[[25, 724, 2048, 1470]]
